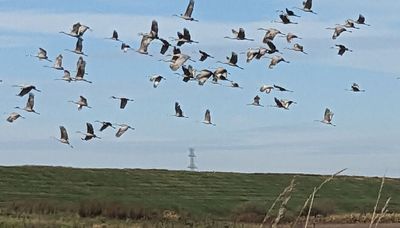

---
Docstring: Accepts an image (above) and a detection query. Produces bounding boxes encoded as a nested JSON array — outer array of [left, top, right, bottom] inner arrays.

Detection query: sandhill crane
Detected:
[[110, 96, 134, 109], [354, 14, 370, 26], [316, 108, 336, 126], [159, 38, 172, 55], [217, 52, 243, 70], [332, 44, 352, 56], [137, 34, 153, 56], [173, 0, 198, 22], [173, 28, 198, 46], [294, 0, 317, 14], [13, 84, 41, 97], [69, 96, 91, 110], [54, 126, 73, 148], [274, 84, 293, 92], [15, 93, 40, 114], [199, 50, 214, 61], [149, 75, 165, 88], [346, 83, 365, 92], [77, 122, 100, 140], [6, 112, 24, 123], [121, 43, 132, 53], [174, 102, 188, 118], [326, 26, 352, 39], [66, 37, 88, 56], [195, 69, 213, 85], [169, 53, 191, 71], [105, 30, 122, 42], [213, 67, 229, 81], [31, 48, 51, 62], [74, 57, 92, 83], [265, 40, 281, 54], [202, 109, 215, 126], [175, 65, 196, 82], [284, 8, 300, 17], [60, 22, 81, 38], [339, 19, 360, 29], [245, 48, 259, 63], [60, 22, 92, 38], [258, 28, 285, 42], [275, 14, 298, 24], [260, 85, 274, 94], [44, 54, 63, 70], [285, 43, 307, 54], [286, 32, 301, 43], [267, 56, 290, 69], [115, 124, 135, 137], [247, 95, 263, 107], [95, 120, 115, 132], [224, 28, 254, 41], [55, 70, 74, 82], [139, 20, 159, 40], [271, 97, 296, 110]]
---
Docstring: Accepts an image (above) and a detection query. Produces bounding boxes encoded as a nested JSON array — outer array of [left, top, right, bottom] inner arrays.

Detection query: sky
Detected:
[[0, 0, 399, 177]]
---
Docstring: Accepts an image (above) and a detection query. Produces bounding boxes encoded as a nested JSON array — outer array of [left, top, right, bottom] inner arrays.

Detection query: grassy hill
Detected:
[[0, 166, 399, 226]]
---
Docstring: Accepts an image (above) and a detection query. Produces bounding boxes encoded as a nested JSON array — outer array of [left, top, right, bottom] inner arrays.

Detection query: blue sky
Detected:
[[0, 0, 399, 177]]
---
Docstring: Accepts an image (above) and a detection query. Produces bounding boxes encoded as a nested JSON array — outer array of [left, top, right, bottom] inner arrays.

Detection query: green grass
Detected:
[[0, 166, 399, 222]]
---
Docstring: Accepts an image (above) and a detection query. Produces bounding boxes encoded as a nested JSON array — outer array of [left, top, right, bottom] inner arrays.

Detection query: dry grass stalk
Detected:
[[260, 177, 296, 228], [271, 178, 296, 228], [291, 168, 347, 228], [374, 197, 391, 228], [304, 187, 316, 228], [369, 175, 385, 228]]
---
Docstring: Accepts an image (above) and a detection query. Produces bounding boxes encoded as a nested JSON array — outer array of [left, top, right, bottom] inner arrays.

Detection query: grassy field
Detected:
[[0, 166, 399, 226]]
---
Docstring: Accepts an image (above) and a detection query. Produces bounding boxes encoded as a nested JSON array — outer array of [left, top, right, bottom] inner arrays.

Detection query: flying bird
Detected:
[[95, 121, 115, 132], [69, 95, 91, 110], [15, 93, 40, 114], [332, 44, 352, 56], [272, 97, 296, 110], [265, 40, 281, 54], [225, 81, 243, 89], [110, 96, 134, 109], [317, 108, 336, 126], [136, 34, 154, 56], [175, 65, 196, 82], [65, 37, 88, 56], [115, 124, 135, 137], [6, 112, 24, 123], [158, 38, 172, 55], [173, 28, 198, 46], [60, 22, 92, 38], [273, 84, 293, 92], [105, 30, 122, 42], [13, 84, 41, 97], [275, 14, 298, 24], [202, 109, 215, 126], [286, 33, 301, 43], [138, 20, 159, 39], [285, 43, 307, 54], [354, 14, 370, 26], [294, 0, 317, 14], [31, 48, 51, 62], [149, 74, 165, 88], [74, 57, 92, 83], [346, 83, 365, 92], [54, 126, 73, 148], [259, 85, 274, 94], [284, 8, 300, 17], [168, 53, 191, 71], [174, 102, 188, 118], [44, 54, 64, 70], [199, 50, 214, 61], [195, 69, 213, 85], [76, 122, 101, 140], [55, 70, 74, 83], [121, 43, 132, 53], [217, 52, 244, 69], [326, 26, 352, 39], [173, 0, 198, 22], [258, 28, 285, 42], [267, 56, 290, 69], [247, 95, 263, 107], [339, 19, 360, 29], [224, 28, 254, 41]]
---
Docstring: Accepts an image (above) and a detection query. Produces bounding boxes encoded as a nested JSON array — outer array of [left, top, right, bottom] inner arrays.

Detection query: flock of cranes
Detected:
[[2, 0, 373, 149]]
